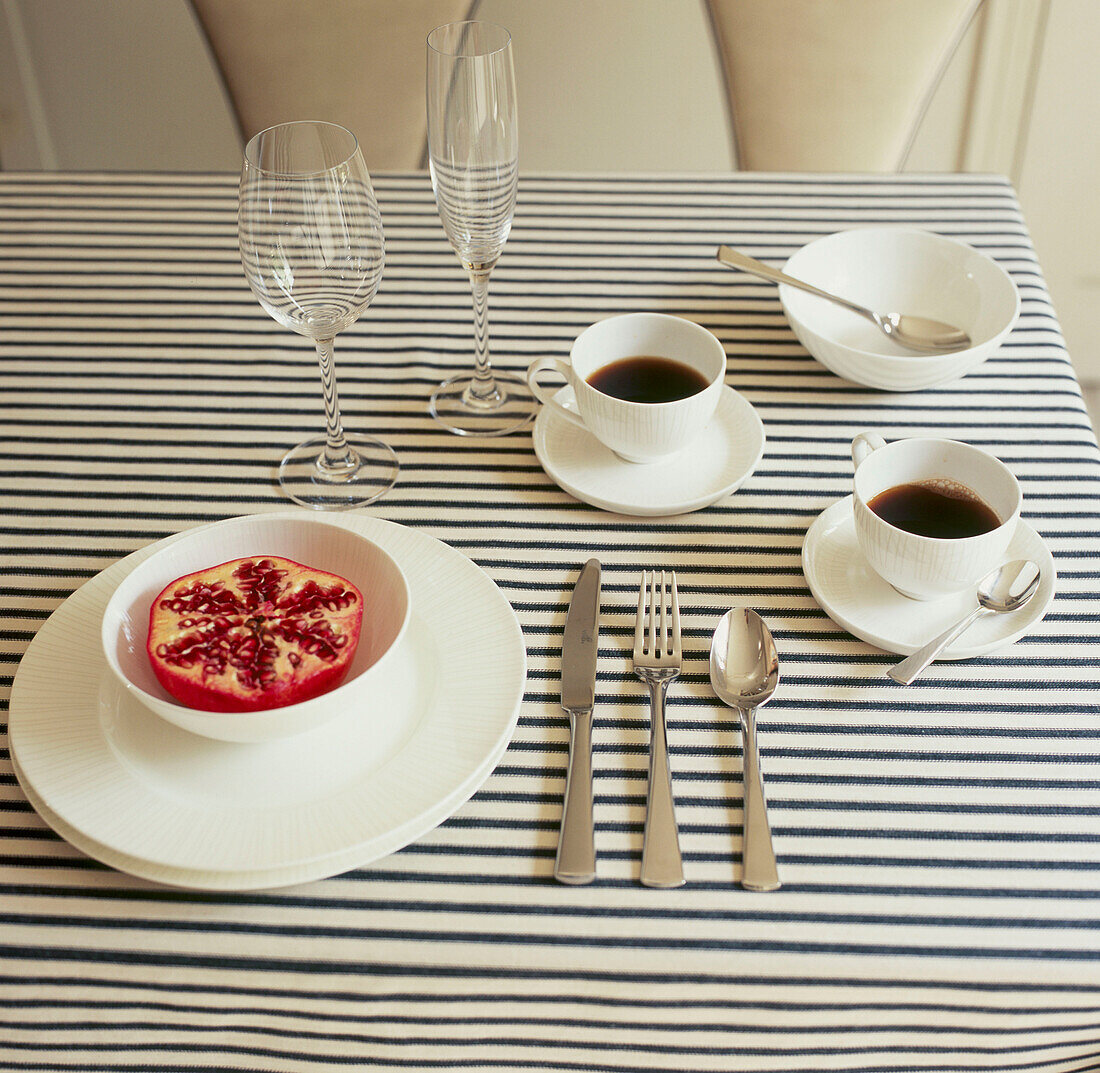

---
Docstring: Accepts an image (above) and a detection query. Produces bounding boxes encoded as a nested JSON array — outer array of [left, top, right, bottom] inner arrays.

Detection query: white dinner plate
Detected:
[[11, 750, 390, 891], [532, 384, 765, 516], [802, 496, 1056, 658], [9, 512, 526, 885]]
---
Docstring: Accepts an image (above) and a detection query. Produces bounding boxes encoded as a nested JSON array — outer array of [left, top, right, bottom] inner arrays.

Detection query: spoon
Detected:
[[709, 607, 781, 891], [887, 559, 1042, 685], [715, 244, 972, 353]]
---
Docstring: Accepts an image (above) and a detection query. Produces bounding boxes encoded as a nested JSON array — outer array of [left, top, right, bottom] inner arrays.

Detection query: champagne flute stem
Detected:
[[314, 337, 357, 475], [466, 268, 501, 403]]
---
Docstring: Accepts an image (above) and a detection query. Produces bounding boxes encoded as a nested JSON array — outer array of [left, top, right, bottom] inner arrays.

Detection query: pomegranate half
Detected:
[[146, 556, 364, 713]]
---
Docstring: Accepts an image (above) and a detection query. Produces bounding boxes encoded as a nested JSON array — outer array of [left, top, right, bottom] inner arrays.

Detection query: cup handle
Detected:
[[852, 432, 887, 470], [526, 357, 588, 429]]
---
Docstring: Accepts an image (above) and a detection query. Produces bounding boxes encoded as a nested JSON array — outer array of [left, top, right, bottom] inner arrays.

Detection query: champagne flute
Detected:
[[238, 121, 398, 509], [427, 21, 534, 436]]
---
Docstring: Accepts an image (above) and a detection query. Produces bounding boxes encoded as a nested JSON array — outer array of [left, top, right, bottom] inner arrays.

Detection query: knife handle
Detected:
[[555, 707, 596, 884]]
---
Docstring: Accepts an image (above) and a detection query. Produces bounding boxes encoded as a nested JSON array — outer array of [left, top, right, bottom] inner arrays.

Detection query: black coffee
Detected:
[[868, 480, 1001, 539], [586, 355, 709, 404]]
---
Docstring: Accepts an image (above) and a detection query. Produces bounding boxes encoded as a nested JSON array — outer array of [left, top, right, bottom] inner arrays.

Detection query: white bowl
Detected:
[[779, 227, 1019, 391], [102, 514, 410, 742]]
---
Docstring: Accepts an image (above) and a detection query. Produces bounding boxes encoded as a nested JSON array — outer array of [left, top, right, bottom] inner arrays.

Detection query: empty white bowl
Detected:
[[102, 514, 410, 743], [779, 227, 1019, 391]]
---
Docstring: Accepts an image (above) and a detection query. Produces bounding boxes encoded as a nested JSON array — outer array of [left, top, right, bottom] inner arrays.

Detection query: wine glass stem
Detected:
[[467, 269, 500, 402], [314, 337, 357, 475]]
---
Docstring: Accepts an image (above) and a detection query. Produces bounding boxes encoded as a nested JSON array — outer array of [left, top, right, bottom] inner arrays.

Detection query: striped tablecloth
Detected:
[[2, 172, 1099, 1071]]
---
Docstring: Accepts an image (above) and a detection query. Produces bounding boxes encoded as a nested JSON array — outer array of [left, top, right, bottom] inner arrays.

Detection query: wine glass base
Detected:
[[278, 433, 399, 511], [429, 370, 536, 437]]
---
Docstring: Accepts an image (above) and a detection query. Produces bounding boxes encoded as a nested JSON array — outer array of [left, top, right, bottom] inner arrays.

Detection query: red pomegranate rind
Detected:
[[146, 556, 364, 713]]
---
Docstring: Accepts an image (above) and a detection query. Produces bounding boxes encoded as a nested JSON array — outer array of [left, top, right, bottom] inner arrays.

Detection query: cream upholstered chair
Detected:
[[706, 0, 984, 171], [190, 0, 471, 170], [191, 0, 984, 174]]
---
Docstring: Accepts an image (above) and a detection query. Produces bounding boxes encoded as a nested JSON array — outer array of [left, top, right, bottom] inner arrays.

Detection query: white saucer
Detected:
[[9, 512, 527, 888], [802, 496, 1056, 658], [532, 385, 765, 516]]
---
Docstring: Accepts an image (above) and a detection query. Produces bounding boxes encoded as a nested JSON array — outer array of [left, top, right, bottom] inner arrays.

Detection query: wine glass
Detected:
[[238, 121, 398, 509], [427, 21, 535, 436]]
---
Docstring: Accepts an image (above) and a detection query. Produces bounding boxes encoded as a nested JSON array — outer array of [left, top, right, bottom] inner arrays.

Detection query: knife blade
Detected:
[[554, 557, 601, 884]]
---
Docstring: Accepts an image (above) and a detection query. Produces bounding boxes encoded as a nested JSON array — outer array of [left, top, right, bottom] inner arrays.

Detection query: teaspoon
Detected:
[[709, 608, 781, 891], [716, 244, 971, 353], [887, 559, 1041, 685]]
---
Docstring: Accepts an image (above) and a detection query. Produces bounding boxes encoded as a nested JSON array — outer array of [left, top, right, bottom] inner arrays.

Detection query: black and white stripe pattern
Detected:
[[1, 172, 1099, 1071]]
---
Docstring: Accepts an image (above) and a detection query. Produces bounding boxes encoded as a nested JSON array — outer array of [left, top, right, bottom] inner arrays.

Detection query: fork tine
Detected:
[[659, 570, 669, 656], [648, 571, 658, 655], [634, 570, 683, 663], [669, 571, 680, 659], [655, 572, 664, 655]]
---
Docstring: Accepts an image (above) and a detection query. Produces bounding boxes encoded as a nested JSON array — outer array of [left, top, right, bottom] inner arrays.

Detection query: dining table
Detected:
[[1, 168, 1099, 1072]]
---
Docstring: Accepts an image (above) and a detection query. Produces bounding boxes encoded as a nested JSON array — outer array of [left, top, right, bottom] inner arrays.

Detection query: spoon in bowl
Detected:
[[887, 559, 1041, 685], [716, 244, 971, 353], [710, 607, 781, 891]]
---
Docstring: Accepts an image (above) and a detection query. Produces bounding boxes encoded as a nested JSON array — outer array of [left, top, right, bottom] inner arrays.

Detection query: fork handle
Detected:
[[641, 679, 685, 888], [739, 704, 780, 891]]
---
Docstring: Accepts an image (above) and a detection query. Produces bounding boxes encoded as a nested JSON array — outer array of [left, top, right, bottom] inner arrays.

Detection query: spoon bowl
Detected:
[[710, 607, 779, 709], [976, 559, 1042, 614], [710, 608, 781, 891], [887, 559, 1041, 685]]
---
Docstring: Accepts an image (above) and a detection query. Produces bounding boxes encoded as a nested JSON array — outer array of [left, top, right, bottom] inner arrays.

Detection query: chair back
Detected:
[[706, 0, 983, 170], [191, 0, 471, 169]]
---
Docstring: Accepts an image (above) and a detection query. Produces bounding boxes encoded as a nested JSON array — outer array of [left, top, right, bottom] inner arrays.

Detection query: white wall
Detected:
[[1016, 0, 1100, 376]]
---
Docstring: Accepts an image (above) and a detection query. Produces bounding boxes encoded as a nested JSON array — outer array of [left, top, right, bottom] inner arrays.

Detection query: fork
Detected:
[[633, 570, 685, 888]]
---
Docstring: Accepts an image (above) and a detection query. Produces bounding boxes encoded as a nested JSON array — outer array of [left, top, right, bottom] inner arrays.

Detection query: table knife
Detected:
[[554, 557, 601, 884]]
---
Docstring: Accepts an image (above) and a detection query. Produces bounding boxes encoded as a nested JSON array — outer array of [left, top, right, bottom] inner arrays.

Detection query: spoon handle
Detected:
[[887, 606, 987, 685], [716, 245, 874, 324], [738, 704, 780, 891]]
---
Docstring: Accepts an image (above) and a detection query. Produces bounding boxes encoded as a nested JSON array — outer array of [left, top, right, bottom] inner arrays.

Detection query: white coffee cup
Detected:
[[851, 432, 1022, 600], [525, 313, 726, 463]]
